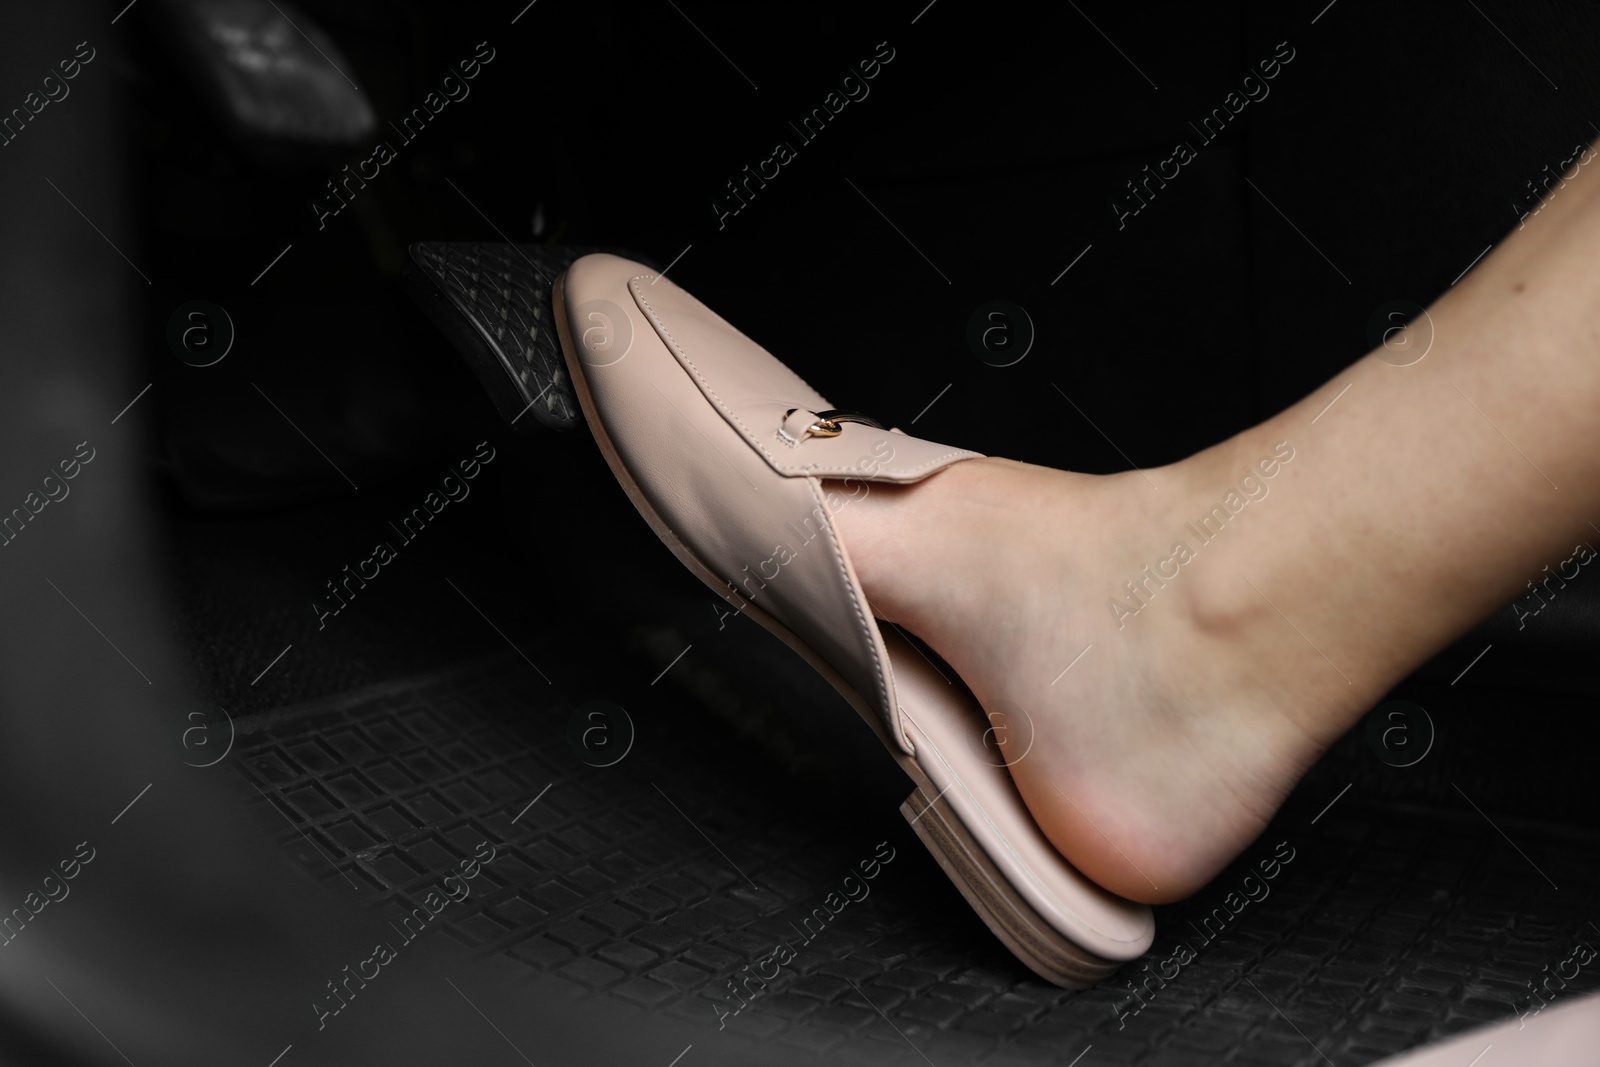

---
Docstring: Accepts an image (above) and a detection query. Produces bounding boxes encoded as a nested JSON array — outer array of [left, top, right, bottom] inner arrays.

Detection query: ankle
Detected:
[[1148, 437, 1391, 747], [829, 456, 1081, 638]]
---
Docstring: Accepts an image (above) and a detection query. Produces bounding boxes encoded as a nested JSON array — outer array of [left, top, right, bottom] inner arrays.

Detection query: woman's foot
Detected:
[[826, 142, 1600, 904], [829, 440, 1403, 904]]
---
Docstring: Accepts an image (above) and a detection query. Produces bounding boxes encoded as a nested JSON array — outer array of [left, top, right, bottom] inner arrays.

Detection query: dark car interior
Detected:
[[2, 1, 1597, 1063]]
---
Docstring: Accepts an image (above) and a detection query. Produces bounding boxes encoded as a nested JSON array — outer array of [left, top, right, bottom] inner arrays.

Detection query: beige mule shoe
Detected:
[[554, 253, 1153, 987]]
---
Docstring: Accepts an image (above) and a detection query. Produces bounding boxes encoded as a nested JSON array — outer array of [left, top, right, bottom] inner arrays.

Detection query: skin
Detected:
[[828, 140, 1600, 904]]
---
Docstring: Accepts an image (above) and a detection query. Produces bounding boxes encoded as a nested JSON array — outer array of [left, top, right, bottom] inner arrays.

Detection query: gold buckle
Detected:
[[785, 408, 884, 439]]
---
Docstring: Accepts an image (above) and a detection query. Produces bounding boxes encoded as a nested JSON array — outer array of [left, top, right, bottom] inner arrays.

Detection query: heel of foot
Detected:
[[900, 786, 1127, 990]]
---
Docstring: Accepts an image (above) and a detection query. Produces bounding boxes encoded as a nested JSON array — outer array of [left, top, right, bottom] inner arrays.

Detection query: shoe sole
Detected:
[[553, 272, 1127, 988]]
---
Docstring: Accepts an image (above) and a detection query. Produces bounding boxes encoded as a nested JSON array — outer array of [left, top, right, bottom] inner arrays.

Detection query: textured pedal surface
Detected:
[[230, 650, 1600, 1065], [404, 243, 657, 433]]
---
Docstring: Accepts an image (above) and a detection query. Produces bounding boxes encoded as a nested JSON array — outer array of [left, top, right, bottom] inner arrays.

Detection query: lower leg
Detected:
[[829, 142, 1600, 903]]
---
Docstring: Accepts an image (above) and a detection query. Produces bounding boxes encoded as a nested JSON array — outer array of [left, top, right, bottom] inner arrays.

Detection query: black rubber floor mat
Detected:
[[229, 651, 1600, 1065]]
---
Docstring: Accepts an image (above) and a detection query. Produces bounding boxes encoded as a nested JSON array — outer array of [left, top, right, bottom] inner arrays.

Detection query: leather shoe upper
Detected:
[[562, 254, 981, 753]]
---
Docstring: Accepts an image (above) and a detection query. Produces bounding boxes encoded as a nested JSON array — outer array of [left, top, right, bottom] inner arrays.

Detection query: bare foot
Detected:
[[827, 445, 1384, 904], [829, 133, 1600, 905]]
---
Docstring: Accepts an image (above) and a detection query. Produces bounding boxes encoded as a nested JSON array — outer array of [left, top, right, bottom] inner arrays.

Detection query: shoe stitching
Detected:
[[789, 446, 982, 477], [630, 275, 960, 476], [630, 276, 795, 470]]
